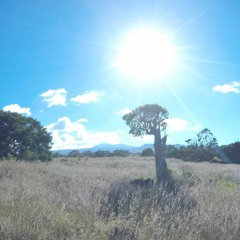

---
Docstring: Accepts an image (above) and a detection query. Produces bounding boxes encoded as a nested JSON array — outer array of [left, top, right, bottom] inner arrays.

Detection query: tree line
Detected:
[[53, 149, 131, 158], [165, 128, 240, 164]]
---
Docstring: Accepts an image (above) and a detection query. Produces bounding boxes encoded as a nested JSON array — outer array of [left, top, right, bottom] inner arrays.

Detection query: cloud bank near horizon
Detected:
[[46, 116, 121, 150]]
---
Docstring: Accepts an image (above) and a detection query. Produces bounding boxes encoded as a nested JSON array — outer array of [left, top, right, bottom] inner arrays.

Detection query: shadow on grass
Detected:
[[100, 173, 197, 221]]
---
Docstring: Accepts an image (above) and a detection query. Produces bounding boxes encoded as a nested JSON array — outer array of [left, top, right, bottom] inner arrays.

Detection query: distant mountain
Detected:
[[53, 143, 183, 155], [91, 143, 134, 152], [53, 143, 154, 155]]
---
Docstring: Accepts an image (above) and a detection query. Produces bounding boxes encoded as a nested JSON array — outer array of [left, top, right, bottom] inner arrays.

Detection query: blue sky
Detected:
[[1, 0, 240, 150]]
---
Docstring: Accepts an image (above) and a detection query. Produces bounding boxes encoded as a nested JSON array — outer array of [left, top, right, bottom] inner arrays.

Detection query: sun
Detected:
[[116, 27, 176, 80]]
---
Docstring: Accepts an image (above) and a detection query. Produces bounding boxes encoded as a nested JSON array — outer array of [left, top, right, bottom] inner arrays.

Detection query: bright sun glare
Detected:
[[116, 27, 176, 80]]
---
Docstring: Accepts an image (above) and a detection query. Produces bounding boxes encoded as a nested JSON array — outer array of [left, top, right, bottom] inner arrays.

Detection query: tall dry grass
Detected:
[[0, 156, 240, 239]]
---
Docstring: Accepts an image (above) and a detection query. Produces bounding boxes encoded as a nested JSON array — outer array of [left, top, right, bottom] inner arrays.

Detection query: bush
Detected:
[[112, 150, 130, 157], [68, 150, 81, 158], [94, 150, 111, 158], [141, 148, 155, 157]]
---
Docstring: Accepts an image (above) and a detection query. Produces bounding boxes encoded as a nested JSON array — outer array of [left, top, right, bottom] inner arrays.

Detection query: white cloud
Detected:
[[70, 90, 104, 104], [84, 131, 121, 148], [76, 118, 88, 123], [114, 108, 132, 115], [46, 117, 121, 150], [3, 104, 31, 116], [213, 81, 240, 94], [40, 88, 67, 107], [46, 117, 87, 133], [165, 118, 201, 132]]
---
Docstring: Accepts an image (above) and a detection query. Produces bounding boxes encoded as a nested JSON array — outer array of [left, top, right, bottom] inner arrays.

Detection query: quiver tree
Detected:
[[123, 104, 169, 182]]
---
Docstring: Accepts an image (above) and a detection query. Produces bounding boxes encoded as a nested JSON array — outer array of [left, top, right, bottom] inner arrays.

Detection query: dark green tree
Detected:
[[141, 148, 155, 157], [123, 104, 169, 182], [112, 150, 130, 157], [185, 128, 218, 162], [0, 111, 52, 161], [94, 150, 111, 158], [68, 150, 81, 158], [220, 141, 240, 164]]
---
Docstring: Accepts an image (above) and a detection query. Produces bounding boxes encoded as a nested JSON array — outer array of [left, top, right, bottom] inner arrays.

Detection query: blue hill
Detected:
[[53, 143, 154, 155]]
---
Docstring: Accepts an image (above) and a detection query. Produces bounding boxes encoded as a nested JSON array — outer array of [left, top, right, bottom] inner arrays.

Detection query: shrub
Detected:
[[112, 150, 130, 157], [141, 148, 155, 157]]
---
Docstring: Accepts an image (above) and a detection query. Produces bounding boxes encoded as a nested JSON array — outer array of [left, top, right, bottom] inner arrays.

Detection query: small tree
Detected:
[[0, 111, 52, 161], [123, 104, 169, 182]]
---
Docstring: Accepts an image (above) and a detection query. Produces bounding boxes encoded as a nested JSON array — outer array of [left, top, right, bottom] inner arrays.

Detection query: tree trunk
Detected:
[[154, 129, 168, 183]]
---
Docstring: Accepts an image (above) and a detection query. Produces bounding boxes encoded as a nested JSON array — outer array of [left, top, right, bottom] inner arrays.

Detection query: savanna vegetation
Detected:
[[1, 104, 240, 239], [0, 156, 240, 239]]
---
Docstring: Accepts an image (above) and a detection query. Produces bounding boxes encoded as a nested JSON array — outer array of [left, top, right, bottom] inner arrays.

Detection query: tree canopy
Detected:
[[184, 128, 218, 162], [123, 104, 168, 137], [0, 111, 52, 161]]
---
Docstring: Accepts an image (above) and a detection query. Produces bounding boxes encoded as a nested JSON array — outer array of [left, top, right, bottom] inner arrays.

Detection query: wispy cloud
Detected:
[[165, 118, 201, 132], [3, 104, 31, 116], [40, 88, 67, 107], [114, 108, 132, 115], [46, 117, 120, 150], [70, 90, 104, 104], [213, 81, 240, 94]]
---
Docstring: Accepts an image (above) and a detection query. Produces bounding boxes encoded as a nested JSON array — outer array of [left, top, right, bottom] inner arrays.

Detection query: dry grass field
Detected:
[[0, 156, 240, 239]]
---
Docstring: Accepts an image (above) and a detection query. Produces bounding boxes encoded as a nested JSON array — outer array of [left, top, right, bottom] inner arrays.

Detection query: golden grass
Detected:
[[0, 156, 240, 239]]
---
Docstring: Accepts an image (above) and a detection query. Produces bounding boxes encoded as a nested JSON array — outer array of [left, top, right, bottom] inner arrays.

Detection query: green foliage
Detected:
[[185, 128, 218, 162], [81, 150, 94, 158], [186, 128, 218, 148], [94, 150, 111, 157], [112, 149, 130, 157], [217, 178, 238, 191], [220, 141, 240, 164], [68, 150, 81, 158], [122, 104, 168, 137], [141, 148, 155, 157], [165, 129, 222, 163], [66, 149, 130, 158], [0, 111, 52, 161]]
